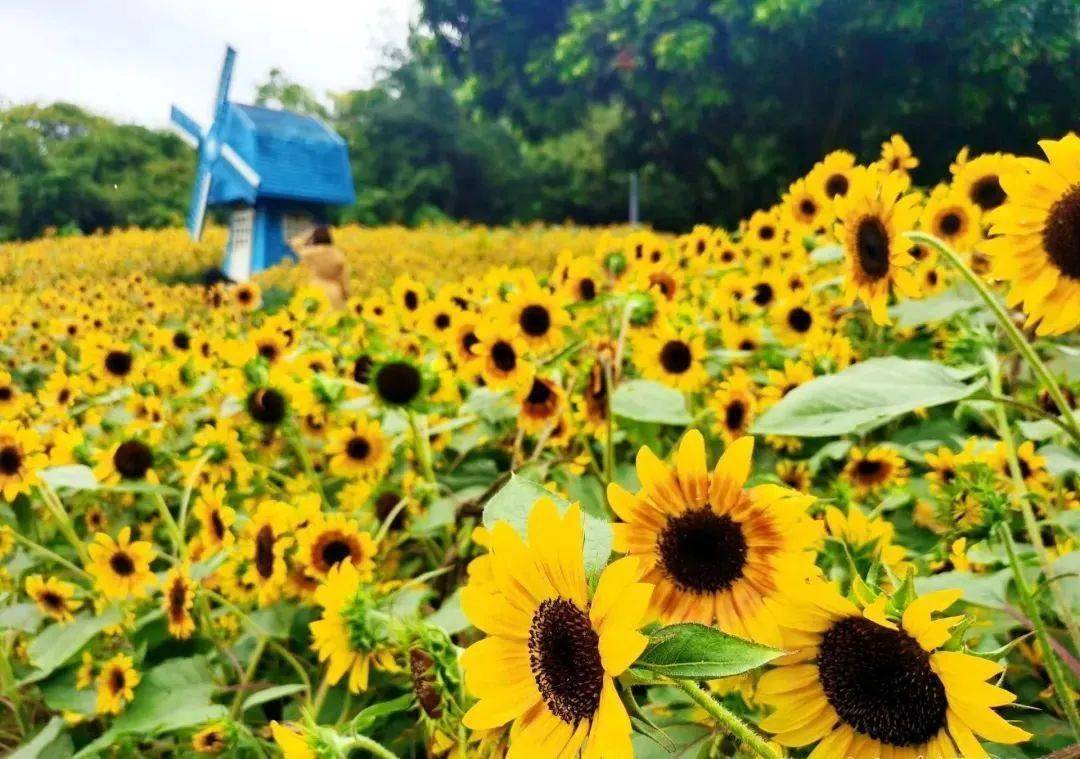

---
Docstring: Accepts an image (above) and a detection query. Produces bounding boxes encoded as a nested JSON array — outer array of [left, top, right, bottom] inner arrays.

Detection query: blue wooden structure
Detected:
[[170, 46, 355, 281]]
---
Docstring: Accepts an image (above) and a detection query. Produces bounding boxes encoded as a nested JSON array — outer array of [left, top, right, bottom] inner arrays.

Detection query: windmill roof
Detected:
[[209, 103, 356, 207]]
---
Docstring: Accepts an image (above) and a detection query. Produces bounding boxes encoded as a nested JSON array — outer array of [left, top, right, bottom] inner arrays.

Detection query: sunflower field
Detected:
[[0, 133, 1078, 759]]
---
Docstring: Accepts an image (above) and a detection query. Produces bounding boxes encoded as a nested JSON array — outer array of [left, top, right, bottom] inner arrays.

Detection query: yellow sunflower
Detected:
[[506, 284, 569, 354], [460, 499, 652, 758], [192, 722, 230, 754], [192, 486, 236, 553], [710, 370, 757, 444], [843, 446, 909, 496], [86, 527, 156, 601], [746, 209, 786, 252], [239, 500, 296, 607], [0, 422, 47, 502], [808, 149, 857, 200], [835, 170, 921, 324], [772, 295, 826, 346], [632, 322, 707, 392], [758, 584, 1031, 757], [783, 177, 830, 234], [325, 416, 390, 482], [270, 722, 316, 759], [608, 431, 820, 645], [295, 513, 377, 582], [823, 505, 907, 573], [162, 567, 196, 640], [983, 132, 1080, 335], [309, 560, 396, 693], [96, 653, 140, 715], [472, 323, 535, 392], [25, 574, 81, 623], [879, 133, 919, 174], [517, 375, 564, 434], [951, 150, 1014, 213], [920, 185, 982, 251]]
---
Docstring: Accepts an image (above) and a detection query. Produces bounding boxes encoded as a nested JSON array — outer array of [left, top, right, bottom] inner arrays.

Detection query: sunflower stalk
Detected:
[[230, 635, 268, 719], [286, 427, 329, 507], [36, 483, 90, 564], [670, 678, 781, 759], [406, 410, 437, 497], [907, 231, 1080, 445]]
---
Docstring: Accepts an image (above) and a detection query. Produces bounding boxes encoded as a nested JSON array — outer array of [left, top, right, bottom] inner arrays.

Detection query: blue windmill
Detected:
[[170, 46, 356, 282]]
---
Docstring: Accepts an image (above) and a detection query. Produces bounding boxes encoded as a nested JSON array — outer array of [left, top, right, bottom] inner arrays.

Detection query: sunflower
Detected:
[[879, 133, 919, 174], [760, 360, 815, 406], [94, 438, 157, 485], [506, 284, 569, 354], [843, 446, 909, 496], [270, 722, 316, 759], [758, 584, 1031, 757], [746, 209, 785, 252], [517, 375, 564, 434], [835, 170, 921, 324], [460, 499, 651, 758], [310, 560, 396, 693], [632, 322, 706, 392], [391, 274, 428, 320], [783, 177, 830, 234], [983, 132, 1080, 335], [231, 282, 261, 311], [772, 296, 825, 346], [920, 185, 982, 251], [371, 358, 428, 408], [923, 444, 981, 496], [823, 506, 907, 572], [86, 527, 156, 601], [710, 370, 757, 444], [96, 653, 140, 715], [0, 422, 46, 502], [192, 722, 230, 754], [776, 460, 811, 492], [472, 324, 535, 392], [295, 513, 377, 581], [162, 567, 196, 639], [25, 574, 81, 623], [608, 431, 820, 644], [192, 486, 236, 553], [992, 440, 1052, 494], [951, 150, 1013, 213], [239, 500, 296, 607], [809, 150, 857, 200], [325, 416, 390, 482]]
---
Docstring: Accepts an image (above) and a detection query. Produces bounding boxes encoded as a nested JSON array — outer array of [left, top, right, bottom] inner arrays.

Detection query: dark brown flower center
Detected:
[[520, 305, 552, 337], [826, 173, 850, 197], [434, 313, 451, 330], [317, 535, 356, 571], [657, 509, 748, 594], [937, 211, 962, 237], [578, 278, 597, 301], [724, 401, 747, 433], [491, 341, 517, 372], [752, 283, 774, 307], [787, 307, 813, 333], [0, 445, 22, 475], [970, 175, 1005, 210], [404, 290, 419, 311], [168, 578, 188, 622], [113, 440, 153, 480], [854, 459, 886, 482], [172, 331, 191, 350], [855, 216, 891, 280], [254, 526, 276, 579], [659, 340, 692, 374], [41, 591, 64, 611], [410, 648, 443, 718], [104, 350, 133, 377], [375, 362, 422, 406], [818, 616, 948, 746], [353, 355, 373, 385], [109, 551, 136, 577], [346, 436, 372, 462], [799, 198, 817, 217], [1043, 184, 1080, 280], [247, 388, 286, 425], [110, 668, 127, 694], [529, 598, 603, 725]]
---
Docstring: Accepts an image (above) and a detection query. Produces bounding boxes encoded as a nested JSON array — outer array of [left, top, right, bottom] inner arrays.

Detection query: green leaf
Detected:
[[0, 602, 44, 633], [888, 288, 981, 328], [8, 717, 66, 759], [37, 465, 98, 491], [915, 569, 1012, 610], [635, 623, 783, 679], [1038, 444, 1080, 477], [427, 589, 470, 635], [612, 380, 692, 425], [482, 474, 612, 579], [751, 358, 983, 437], [242, 683, 307, 712], [809, 244, 842, 264], [350, 693, 415, 733], [74, 657, 227, 757], [23, 606, 123, 683]]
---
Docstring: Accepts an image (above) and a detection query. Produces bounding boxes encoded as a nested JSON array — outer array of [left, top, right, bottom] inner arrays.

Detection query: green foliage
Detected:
[[635, 622, 784, 679]]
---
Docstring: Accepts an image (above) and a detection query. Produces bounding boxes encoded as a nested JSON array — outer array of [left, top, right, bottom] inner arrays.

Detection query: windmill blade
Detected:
[[221, 143, 261, 188], [187, 169, 213, 241], [213, 46, 237, 122], [169, 106, 202, 149]]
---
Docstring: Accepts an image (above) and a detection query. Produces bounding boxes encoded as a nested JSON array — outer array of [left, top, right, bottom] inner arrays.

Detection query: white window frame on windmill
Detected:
[[283, 212, 315, 250], [225, 207, 255, 282]]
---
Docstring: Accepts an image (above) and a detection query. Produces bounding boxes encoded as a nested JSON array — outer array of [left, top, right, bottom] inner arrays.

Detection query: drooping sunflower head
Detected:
[[240, 500, 296, 607], [609, 431, 820, 644], [162, 567, 195, 640], [759, 583, 1031, 757], [459, 499, 652, 757], [834, 170, 921, 324], [983, 132, 1080, 335]]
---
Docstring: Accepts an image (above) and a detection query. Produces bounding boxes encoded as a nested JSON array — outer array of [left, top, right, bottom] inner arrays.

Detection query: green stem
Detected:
[[312, 669, 333, 719], [406, 410, 437, 491], [985, 351, 1080, 658], [8, 530, 90, 580], [36, 485, 89, 564], [908, 231, 1080, 445], [998, 523, 1080, 738], [152, 492, 185, 558], [341, 734, 398, 759], [670, 678, 780, 759], [602, 359, 616, 488], [230, 636, 267, 718], [0, 634, 26, 739], [287, 427, 329, 507], [178, 450, 214, 541]]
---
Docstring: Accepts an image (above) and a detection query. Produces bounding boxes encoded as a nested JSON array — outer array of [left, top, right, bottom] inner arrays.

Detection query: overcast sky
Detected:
[[0, 0, 419, 129]]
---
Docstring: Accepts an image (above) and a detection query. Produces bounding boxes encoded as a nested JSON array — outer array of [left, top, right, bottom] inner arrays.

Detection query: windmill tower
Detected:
[[170, 46, 356, 282]]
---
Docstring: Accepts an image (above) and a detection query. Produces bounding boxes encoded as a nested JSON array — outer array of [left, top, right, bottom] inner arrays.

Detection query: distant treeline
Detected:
[[2, 0, 1078, 240]]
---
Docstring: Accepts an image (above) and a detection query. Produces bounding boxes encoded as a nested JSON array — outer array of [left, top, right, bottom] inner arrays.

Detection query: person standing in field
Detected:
[[292, 225, 349, 309]]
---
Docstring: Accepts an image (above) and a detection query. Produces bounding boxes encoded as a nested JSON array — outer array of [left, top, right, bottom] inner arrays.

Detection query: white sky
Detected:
[[0, 0, 419, 129]]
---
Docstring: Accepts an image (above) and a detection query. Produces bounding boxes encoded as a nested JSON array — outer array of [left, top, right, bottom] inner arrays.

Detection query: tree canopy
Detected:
[[2, 0, 1078, 240]]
